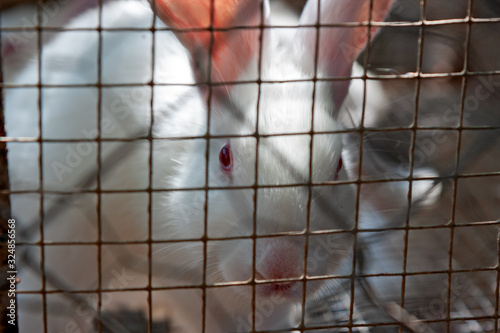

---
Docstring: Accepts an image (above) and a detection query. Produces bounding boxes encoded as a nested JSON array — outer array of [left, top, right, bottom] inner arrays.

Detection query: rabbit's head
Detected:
[[152, 0, 394, 301]]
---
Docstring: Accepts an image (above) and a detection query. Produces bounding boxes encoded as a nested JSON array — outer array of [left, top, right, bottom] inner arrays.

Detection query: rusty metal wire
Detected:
[[2, 0, 500, 332]]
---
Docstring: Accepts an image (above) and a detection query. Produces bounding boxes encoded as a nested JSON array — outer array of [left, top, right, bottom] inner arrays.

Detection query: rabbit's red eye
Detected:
[[334, 157, 343, 181], [219, 142, 233, 174]]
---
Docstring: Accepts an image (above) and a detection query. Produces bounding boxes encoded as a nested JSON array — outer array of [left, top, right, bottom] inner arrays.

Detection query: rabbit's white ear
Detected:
[[297, 0, 394, 112], [150, 0, 267, 85]]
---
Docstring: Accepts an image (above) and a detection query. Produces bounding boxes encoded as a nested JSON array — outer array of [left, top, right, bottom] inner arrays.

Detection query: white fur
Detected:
[[6, 0, 394, 332]]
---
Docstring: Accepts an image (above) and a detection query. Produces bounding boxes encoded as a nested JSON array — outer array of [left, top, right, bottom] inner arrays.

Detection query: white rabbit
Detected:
[[5, 0, 395, 332]]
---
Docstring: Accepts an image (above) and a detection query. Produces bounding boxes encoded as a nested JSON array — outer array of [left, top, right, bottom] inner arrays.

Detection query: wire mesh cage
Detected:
[[1, 0, 500, 332]]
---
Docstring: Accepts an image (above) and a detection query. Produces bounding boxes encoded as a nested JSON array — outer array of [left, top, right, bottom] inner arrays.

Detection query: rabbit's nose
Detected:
[[255, 240, 303, 298]]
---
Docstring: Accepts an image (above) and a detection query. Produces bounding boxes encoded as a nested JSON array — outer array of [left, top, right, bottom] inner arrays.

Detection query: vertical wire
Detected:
[[147, 2, 157, 332], [398, 0, 428, 331], [496, 222, 500, 332], [202, 0, 218, 331], [96, 1, 104, 332], [350, 0, 379, 331], [36, 1, 47, 331], [445, 0, 474, 331], [251, 1, 265, 330], [299, 0, 322, 330]]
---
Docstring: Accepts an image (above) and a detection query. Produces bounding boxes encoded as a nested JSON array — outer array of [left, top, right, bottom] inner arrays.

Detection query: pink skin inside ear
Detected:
[[151, 0, 262, 84]]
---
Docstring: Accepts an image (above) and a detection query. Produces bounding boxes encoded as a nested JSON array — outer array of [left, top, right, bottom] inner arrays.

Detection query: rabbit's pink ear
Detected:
[[298, 0, 394, 112], [150, 0, 266, 84]]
